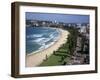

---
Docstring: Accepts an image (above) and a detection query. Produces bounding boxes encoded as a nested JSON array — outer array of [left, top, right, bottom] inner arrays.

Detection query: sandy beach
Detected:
[[26, 28, 69, 67]]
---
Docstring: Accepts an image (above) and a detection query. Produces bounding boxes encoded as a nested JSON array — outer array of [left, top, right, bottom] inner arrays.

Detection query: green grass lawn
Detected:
[[39, 54, 63, 66], [39, 52, 69, 66]]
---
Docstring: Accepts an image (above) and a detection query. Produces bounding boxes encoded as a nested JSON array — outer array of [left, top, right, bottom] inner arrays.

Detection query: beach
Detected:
[[26, 28, 69, 67]]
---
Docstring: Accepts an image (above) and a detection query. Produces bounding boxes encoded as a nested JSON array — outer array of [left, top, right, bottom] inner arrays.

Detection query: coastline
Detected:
[[26, 27, 61, 56], [26, 28, 69, 67]]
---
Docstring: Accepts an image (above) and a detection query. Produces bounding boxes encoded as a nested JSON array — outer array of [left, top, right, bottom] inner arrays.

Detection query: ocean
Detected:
[[26, 27, 60, 54]]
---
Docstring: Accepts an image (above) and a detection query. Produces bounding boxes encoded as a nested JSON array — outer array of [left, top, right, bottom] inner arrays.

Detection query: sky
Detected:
[[26, 12, 89, 23]]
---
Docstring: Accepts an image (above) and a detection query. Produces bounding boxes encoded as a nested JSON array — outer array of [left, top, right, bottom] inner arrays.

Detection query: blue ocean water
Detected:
[[26, 27, 60, 54]]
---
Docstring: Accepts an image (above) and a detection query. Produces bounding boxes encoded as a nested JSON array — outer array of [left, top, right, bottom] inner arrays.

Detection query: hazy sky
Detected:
[[26, 12, 89, 23]]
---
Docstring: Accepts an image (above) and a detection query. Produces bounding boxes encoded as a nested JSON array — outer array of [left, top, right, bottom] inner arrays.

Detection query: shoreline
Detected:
[[26, 28, 69, 67], [26, 27, 61, 56]]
